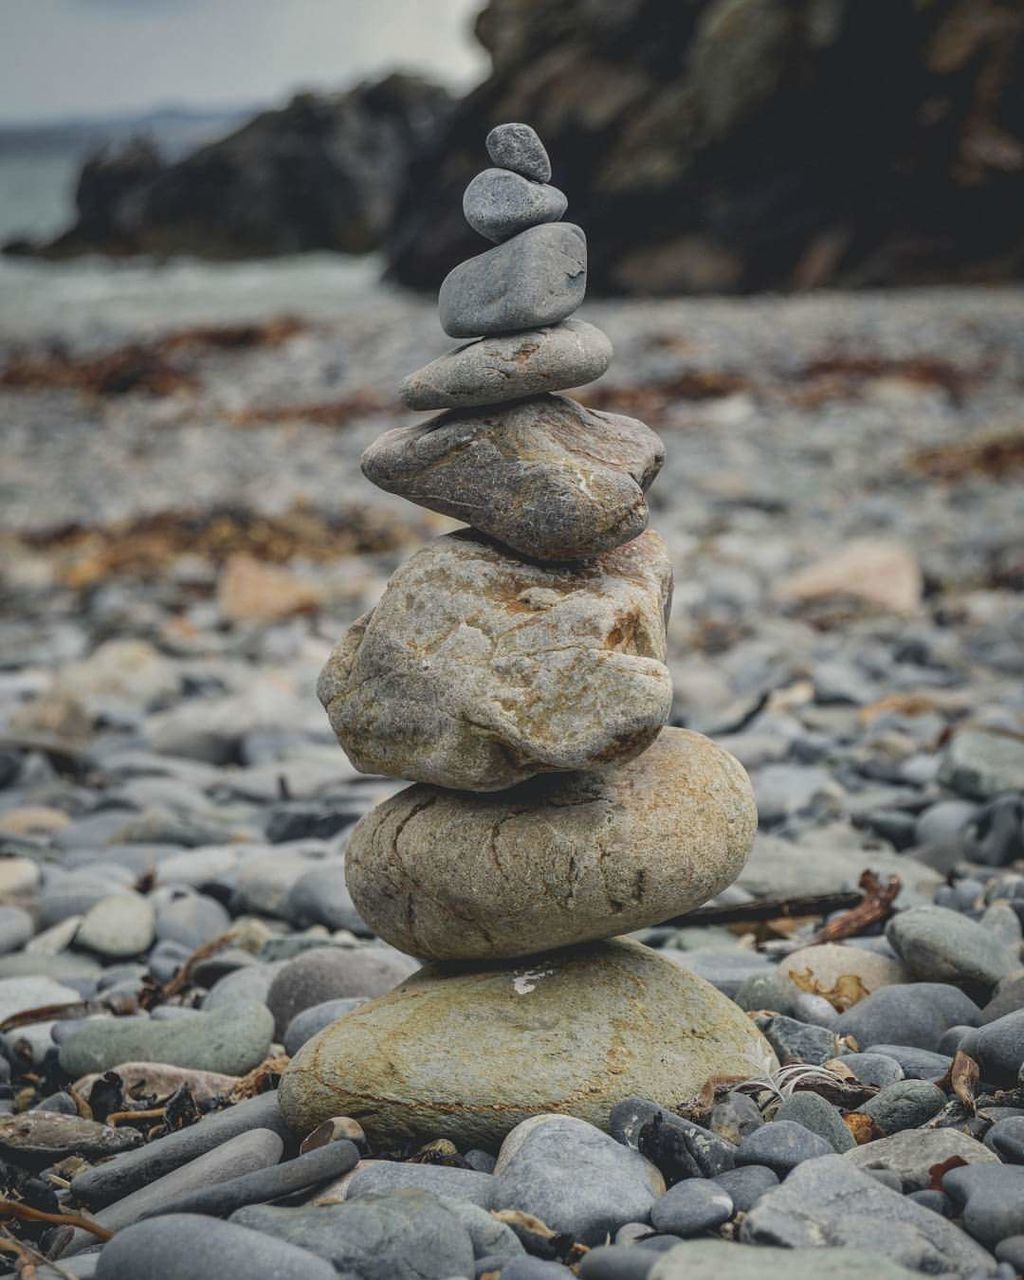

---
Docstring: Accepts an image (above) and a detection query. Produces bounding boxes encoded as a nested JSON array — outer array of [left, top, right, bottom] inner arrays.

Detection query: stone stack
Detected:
[[280, 124, 775, 1150]]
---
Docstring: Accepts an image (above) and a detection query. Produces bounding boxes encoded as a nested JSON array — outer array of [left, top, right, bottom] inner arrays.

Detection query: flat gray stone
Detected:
[[0, 975, 80, 1021], [318, 528, 673, 791], [438, 223, 586, 339], [346, 1160, 495, 1208], [649, 1241, 923, 1280], [58, 1001, 274, 1078], [93, 1213, 337, 1280], [836, 982, 981, 1051], [400, 320, 612, 411], [741, 1154, 995, 1276], [938, 729, 1024, 800], [283, 997, 366, 1056], [363, 393, 662, 561], [65, 1128, 284, 1254], [845, 1129, 998, 1191], [464, 167, 567, 241], [486, 122, 551, 181], [71, 1092, 290, 1209], [231, 1189, 475, 1279]]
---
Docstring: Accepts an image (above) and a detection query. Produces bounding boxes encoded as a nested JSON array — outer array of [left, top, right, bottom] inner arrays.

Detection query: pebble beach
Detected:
[[0, 247, 1023, 1277]]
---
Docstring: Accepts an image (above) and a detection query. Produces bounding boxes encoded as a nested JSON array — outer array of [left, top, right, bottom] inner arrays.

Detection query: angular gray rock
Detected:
[[741, 1154, 995, 1276], [463, 167, 567, 241], [317, 528, 673, 791], [845, 1129, 998, 1191], [491, 1114, 664, 1246], [345, 727, 755, 962], [363, 393, 662, 561], [94, 1214, 338, 1280], [438, 222, 586, 338], [231, 1189, 475, 1279], [486, 122, 551, 181], [399, 320, 612, 410]]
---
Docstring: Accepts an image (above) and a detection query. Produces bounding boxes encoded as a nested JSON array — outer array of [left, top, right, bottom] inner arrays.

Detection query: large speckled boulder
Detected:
[[362, 393, 662, 561], [317, 529, 673, 791], [399, 321, 612, 410], [278, 938, 777, 1150], [345, 728, 756, 961]]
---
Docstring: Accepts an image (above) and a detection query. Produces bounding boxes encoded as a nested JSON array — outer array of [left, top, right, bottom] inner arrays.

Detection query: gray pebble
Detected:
[[464, 168, 567, 242], [944, 1162, 1024, 1247], [346, 1159, 494, 1208], [836, 983, 980, 1051], [283, 996, 365, 1056], [775, 1092, 854, 1152], [650, 1178, 733, 1235], [835, 1052, 905, 1087], [486, 122, 551, 182], [438, 223, 586, 339], [887, 905, 1015, 993], [266, 947, 416, 1038], [713, 1164, 779, 1211], [93, 1213, 337, 1280], [856, 1080, 947, 1133], [736, 1121, 833, 1175]]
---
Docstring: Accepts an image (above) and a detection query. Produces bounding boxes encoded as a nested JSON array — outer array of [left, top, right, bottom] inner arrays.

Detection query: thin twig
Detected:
[[105, 1106, 167, 1127], [663, 890, 862, 929], [0, 1198, 112, 1242]]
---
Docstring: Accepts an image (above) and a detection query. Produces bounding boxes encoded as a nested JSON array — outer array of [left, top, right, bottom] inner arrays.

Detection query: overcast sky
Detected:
[[2, 0, 488, 123]]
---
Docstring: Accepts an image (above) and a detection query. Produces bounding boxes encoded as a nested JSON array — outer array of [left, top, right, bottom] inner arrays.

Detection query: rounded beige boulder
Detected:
[[278, 938, 777, 1150], [345, 727, 757, 961]]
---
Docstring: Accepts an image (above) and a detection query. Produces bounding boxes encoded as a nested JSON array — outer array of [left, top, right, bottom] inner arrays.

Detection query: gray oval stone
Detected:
[[463, 168, 567, 242], [317, 528, 673, 791], [438, 223, 586, 339], [486, 122, 551, 181], [345, 727, 756, 962], [58, 1002, 274, 1078], [364, 393, 662, 561], [94, 1213, 337, 1280], [400, 320, 612, 411], [279, 938, 776, 1150]]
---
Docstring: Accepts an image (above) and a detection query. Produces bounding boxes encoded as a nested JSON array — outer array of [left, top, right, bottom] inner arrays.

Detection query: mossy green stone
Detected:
[[279, 938, 777, 1150]]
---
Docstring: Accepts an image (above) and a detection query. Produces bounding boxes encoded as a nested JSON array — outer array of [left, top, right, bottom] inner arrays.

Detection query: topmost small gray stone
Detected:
[[486, 122, 551, 182]]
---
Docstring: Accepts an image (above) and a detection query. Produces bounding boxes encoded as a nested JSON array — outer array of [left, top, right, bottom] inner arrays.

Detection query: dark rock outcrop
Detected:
[[385, 0, 1024, 293], [34, 73, 453, 259]]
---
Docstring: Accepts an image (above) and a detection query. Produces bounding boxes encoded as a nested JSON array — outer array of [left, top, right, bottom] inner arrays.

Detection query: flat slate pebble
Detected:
[[231, 1188, 475, 1279], [344, 1159, 495, 1208], [713, 1164, 779, 1212], [400, 319, 612, 411], [93, 1213, 338, 1280], [486, 122, 551, 181], [71, 1091, 290, 1209], [846, 1129, 997, 1191]]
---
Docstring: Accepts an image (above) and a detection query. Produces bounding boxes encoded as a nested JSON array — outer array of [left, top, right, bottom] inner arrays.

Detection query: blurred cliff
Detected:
[[11, 0, 1024, 293], [12, 74, 452, 259]]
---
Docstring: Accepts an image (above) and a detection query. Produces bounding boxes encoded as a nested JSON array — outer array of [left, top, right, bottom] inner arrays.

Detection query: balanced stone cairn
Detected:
[[280, 124, 775, 1150]]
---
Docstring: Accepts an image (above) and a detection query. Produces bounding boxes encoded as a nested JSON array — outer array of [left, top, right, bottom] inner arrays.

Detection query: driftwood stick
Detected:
[[660, 889, 862, 929]]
